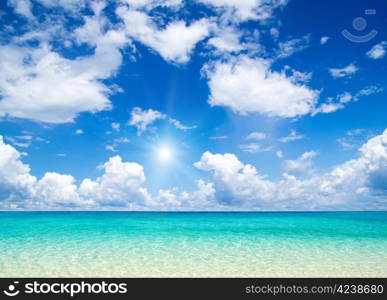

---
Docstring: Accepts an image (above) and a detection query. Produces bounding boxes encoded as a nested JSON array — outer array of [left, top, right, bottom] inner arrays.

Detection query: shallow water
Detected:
[[0, 212, 386, 277]]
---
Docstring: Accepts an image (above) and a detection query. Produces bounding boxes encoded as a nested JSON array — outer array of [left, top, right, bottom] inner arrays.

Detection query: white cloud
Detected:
[[116, 7, 211, 63], [357, 85, 383, 97], [0, 136, 156, 209], [122, 0, 183, 10], [0, 136, 36, 207], [128, 107, 166, 135], [79, 156, 154, 207], [4, 135, 50, 148], [279, 129, 304, 143], [179, 180, 216, 208], [366, 41, 386, 59], [105, 145, 117, 152], [8, 0, 33, 19], [347, 129, 365, 136], [313, 86, 383, 115], [194, 151, 276, 206], [35, 0, 86, 10], [75, 129, 84, 135], [0, 2, 129, 124], [35, 172, 88, 207], [16, 136, 33, 140], [5, 136, 31, 148], [283, 151, 316, 175], [157, 180, 216, 209], [312, 102, 344, 115], [0, 44, 114, 123], [337, 138, 355, 151], [337, 129, 368, 151], [2, 130, 387, 210], [112, 122, 120, 131], [105, 136, 129, 153], [129, 107, 196, 134], [239, 143, 271, 153], [276, 35, 310, 59], [204, 55, 318, 118], [208, 26, 243, 53], [198, 0, 288, 23], [270, 28, 279, 40], [246, 132, 267, 140], [329, 63, 358, 78], [320, 36, 329, 44], [338, 92, 352, 103], [114, 137, 129, 143], [194, 130, 387, 209], [168, 118, 197, 130]]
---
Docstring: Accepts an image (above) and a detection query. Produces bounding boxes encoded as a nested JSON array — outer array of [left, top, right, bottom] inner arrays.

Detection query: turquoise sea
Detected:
[[0, 212, 386, 277]]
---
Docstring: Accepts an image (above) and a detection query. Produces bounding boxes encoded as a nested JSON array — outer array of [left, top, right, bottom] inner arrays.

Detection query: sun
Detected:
[[158, 146, 172, 161]]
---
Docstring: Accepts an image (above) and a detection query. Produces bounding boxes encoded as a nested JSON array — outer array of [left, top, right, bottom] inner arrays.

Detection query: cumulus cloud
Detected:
[[204, 55, 318, 118], [208, 26, 243, 53], [366, 41, 386, 59], [0, 44, 114, 123], [194, 130, 387, 209], [0, 3, 128, 123], [194, 151, 277, 206], [0, 136, 36, 207], [35, 172, 89, 208], [0, 136, 216, 210], [329, 63, 358, 78], [157, 180, 216, 209], [116, 6, 211, 63], [79, 156, 154, 207], [283, 151, 316, 175], [0, 136, 155, 209], [2, 130, 387, 210]]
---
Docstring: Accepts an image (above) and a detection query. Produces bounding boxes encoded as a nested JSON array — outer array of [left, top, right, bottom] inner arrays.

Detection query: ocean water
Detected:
[[0, 211, 386, 277]]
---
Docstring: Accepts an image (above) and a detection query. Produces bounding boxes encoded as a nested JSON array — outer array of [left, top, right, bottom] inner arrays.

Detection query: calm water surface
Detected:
[[0, 212, 386, 277]]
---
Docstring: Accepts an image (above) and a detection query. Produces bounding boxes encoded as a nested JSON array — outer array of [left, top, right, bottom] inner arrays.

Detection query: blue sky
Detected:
[[0, 0, 386, 210]]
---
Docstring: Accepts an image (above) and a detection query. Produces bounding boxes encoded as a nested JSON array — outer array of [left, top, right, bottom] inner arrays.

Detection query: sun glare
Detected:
[[158, 146, 172, 161]]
